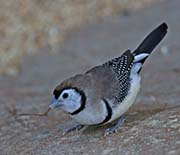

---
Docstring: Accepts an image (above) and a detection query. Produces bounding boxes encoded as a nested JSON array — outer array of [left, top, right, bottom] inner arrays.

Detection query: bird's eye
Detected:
[[62, 93, 69, 99]]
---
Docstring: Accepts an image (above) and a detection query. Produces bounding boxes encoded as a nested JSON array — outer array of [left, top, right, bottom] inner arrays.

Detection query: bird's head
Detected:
[[49, 86, 86, 115]]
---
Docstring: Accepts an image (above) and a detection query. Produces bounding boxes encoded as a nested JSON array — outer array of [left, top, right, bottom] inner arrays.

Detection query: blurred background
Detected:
[[0, 0, 180, 155], [0, 0, 158, 76]]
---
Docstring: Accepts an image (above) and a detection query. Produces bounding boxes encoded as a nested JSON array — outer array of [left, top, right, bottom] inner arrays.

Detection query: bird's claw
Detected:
[[63, 124, 84, 135], [104, 126, 119, 136], [104, 114, 126, 136]]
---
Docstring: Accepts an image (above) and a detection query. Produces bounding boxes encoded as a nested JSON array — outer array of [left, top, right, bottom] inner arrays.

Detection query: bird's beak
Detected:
[[49, 96, 58, 109], [49, 96, 62, 110]]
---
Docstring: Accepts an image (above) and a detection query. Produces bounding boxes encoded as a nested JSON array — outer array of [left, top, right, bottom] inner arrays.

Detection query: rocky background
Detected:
[[0, 0, 180, 155]]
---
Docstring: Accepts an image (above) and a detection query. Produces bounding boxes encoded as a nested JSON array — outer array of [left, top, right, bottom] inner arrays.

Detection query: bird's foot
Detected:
[[104, 114, 125, 136], [63, 124, 84, 135]]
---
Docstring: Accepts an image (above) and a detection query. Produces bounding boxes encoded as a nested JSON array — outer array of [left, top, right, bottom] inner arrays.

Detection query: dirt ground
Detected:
[[0, 0, 180, 154]]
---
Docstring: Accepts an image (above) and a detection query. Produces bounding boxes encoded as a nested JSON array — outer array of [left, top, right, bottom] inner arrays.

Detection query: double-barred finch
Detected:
[[49, 23, 168, 135]]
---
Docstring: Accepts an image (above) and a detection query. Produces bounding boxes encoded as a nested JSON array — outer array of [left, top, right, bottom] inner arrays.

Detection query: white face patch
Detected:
[[58, 89, 82, 113]]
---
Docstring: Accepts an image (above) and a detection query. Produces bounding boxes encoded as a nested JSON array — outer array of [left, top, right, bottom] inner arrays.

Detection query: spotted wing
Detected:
[[103, 50, 134, 103]]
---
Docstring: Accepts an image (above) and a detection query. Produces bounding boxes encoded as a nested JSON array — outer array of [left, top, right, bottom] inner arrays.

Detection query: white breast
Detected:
[[71, 99, 107, 125], [109, 72, 141, 122]]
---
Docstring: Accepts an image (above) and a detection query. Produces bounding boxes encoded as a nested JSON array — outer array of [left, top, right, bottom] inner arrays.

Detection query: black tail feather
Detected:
[[133, 22, 168, 56]]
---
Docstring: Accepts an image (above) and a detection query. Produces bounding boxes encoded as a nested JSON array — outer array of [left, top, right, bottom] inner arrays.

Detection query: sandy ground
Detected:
[[0, 0, 180, 154]]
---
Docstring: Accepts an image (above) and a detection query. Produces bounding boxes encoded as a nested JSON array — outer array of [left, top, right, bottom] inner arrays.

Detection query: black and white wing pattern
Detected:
[[103, 50, 134, 103]]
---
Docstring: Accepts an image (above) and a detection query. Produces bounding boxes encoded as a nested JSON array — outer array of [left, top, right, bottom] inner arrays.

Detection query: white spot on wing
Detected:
[[134, 53, 149, 62]]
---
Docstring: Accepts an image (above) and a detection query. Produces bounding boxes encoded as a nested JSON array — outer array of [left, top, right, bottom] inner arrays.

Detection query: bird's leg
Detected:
[[63, 124, 85, 135], [105, 114, 125, 136]]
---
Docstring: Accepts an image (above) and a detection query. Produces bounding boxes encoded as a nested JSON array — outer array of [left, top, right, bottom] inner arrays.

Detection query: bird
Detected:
[[49, 23, 168, 135]]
